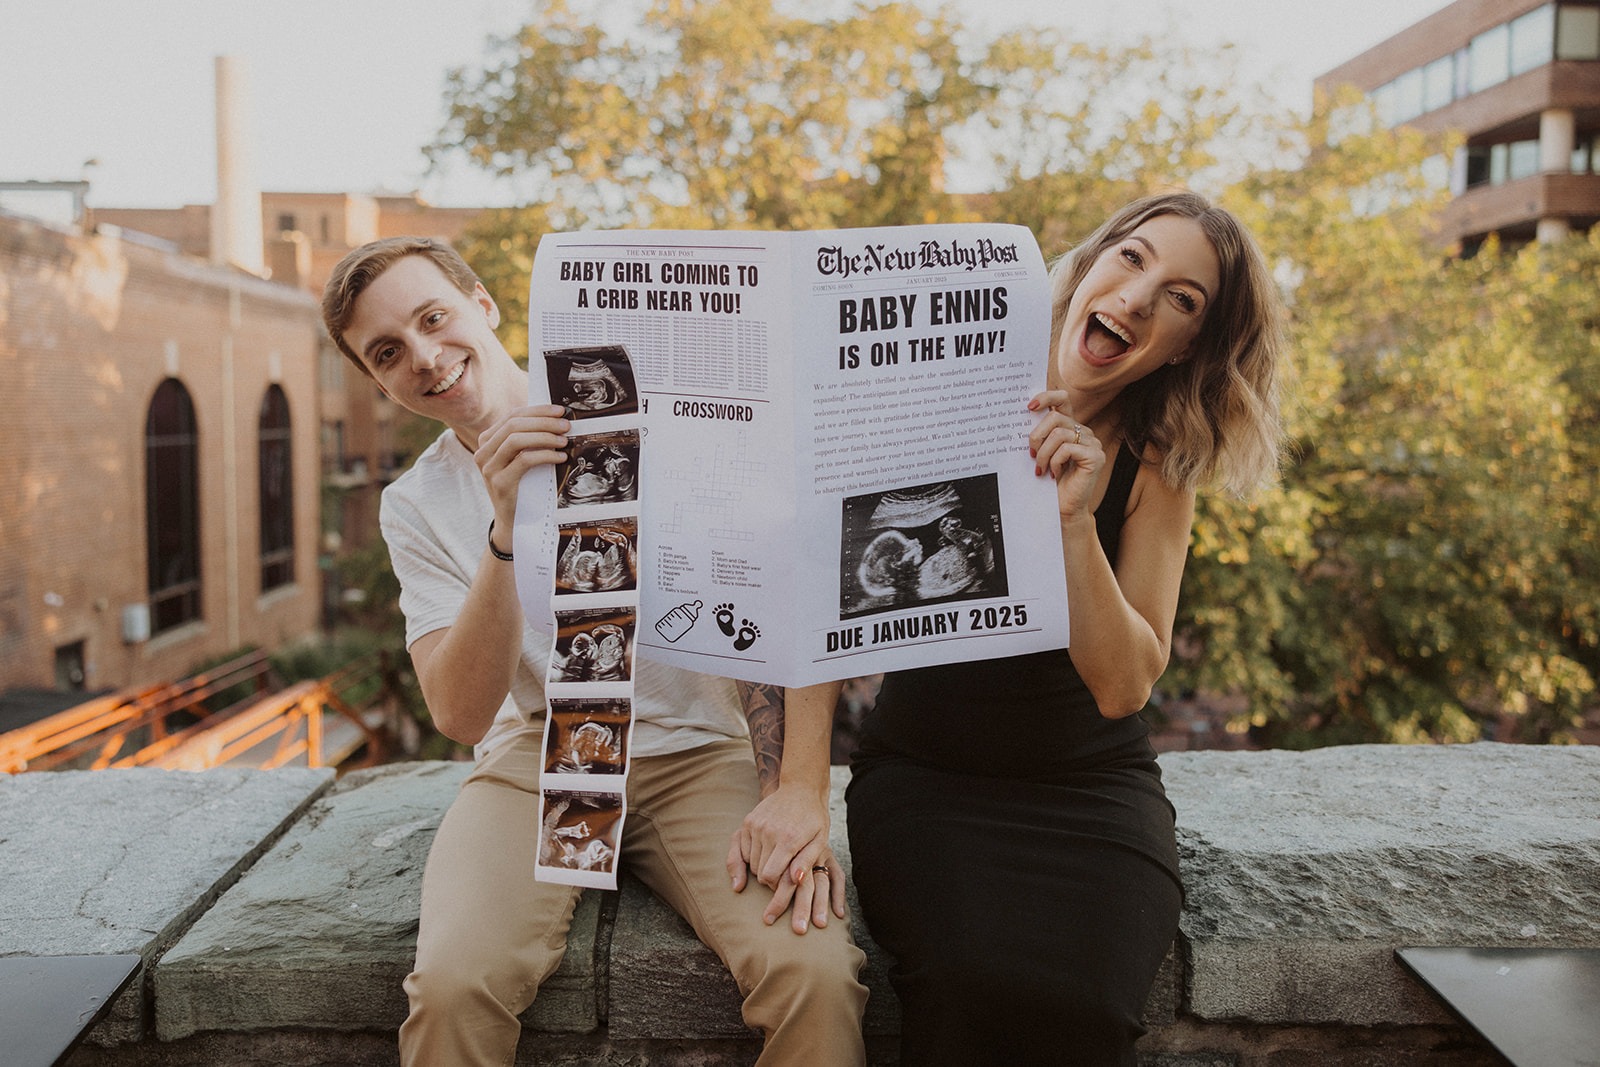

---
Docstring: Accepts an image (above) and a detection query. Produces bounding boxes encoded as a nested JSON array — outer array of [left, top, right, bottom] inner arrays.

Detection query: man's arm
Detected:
[[727, 680, 846, 932], [407, 405, 571, 745], [407, 544, 524, 745], [738, 680, 786, 799]]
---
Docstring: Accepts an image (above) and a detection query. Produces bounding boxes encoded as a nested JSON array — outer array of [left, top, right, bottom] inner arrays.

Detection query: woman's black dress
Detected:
[[847, 447, 1182, 1066]]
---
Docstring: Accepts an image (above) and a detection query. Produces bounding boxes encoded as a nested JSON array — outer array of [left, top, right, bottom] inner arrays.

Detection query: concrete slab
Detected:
[[152, 761, 603, 1040], [1160, 743, 1600, 1025], [0, 766, 333, 1041]]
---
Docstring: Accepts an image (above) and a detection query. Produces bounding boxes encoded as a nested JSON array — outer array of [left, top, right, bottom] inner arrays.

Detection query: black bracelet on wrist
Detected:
[[487, 519, 514, 562]]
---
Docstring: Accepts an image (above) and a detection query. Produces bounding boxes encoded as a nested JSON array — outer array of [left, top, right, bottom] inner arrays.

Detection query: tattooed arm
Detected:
[[727, 680, 846, 932], [737, 680, 786, 799]]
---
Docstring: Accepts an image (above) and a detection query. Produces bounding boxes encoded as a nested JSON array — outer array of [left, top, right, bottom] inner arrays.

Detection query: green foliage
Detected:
[[454, 204, 558, 366], [1171, 95, 1599, 746], [983, 37, 1268, 256], [269, 629, 389, 685], [334, 535, 406, 642], [329, 539, 465, 756], [179, 645, 266, 716], [429, 3, 1600, 746], [433, 0, 993, 230]]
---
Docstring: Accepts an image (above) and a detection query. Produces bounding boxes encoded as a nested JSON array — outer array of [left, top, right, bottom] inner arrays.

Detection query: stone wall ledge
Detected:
[[3, 742, 1596, 1066]]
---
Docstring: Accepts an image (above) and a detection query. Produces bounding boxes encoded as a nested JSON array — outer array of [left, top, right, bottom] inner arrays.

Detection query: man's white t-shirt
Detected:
[[380, 429, 746, 761]]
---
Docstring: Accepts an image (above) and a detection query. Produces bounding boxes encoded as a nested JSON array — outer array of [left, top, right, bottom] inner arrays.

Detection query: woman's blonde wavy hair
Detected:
[[1049, 192, 1286, 498]]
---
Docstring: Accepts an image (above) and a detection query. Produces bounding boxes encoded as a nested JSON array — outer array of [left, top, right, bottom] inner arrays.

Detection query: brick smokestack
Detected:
[[211, 55, 264, 274]]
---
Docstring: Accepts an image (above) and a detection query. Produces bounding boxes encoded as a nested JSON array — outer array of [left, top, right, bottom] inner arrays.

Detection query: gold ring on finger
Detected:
[[1072, 425, 1083, 444]]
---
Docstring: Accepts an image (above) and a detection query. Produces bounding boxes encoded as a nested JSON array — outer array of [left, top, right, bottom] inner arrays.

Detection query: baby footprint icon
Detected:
[[715, 603, 737, 637], [733, 620, 760, 651]]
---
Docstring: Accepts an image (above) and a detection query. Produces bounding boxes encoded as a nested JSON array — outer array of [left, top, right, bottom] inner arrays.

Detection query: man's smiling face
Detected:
[[342, 254, 509, 432]]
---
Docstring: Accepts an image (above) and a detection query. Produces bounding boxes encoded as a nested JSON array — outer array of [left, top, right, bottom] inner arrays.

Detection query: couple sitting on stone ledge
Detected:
[[317, 188, 1285, 1067]]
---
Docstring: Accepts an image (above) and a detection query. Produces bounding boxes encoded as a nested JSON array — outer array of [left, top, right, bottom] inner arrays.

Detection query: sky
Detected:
[[5, 0, 1449, 212]]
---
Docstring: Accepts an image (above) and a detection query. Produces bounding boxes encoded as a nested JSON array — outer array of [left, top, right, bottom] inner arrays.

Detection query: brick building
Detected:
[[1317, 0, 1600, 252], [95, 191, 486, 555], [0, 209, 323, 694]]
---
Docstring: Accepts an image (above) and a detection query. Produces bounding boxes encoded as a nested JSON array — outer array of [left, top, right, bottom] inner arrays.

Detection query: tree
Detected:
[[1170, 95, 1599, 745], [432, 1, 1264, 238], [981, 36, 1267, 257], [452, 204, 559, 365], [432, 0, 998, 230]]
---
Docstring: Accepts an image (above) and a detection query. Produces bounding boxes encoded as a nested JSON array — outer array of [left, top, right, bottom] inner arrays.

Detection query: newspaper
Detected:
[[513, 223, 1069, 688]]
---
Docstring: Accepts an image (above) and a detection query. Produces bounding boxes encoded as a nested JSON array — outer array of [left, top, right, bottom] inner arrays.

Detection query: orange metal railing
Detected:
[[1, 650, 403, 774], [0, 650, 273, 773], [144, 680, 327, 771]]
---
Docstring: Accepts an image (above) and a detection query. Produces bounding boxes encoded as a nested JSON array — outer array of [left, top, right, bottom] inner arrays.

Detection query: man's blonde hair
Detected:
[[321, 236, 481, 378]]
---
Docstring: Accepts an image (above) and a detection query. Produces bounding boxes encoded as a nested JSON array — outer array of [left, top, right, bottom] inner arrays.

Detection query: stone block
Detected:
[[1160, 743, 1600, 1025], [1142, 944, 1182, 1028], [0, 766, 332, 1042], [607, 870, 751, 1040], [154, 761, 602, 1039], [606, 768, 899, 1041]]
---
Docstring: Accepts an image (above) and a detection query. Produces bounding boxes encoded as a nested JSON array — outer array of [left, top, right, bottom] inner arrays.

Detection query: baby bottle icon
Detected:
[[654, 600, 702, 643]]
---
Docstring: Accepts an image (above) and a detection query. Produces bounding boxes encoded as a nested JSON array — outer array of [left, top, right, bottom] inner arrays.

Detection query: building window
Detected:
[[1509, 139, 1541, 180], [1580, 132, 1600, 174], [1369, 5, 1587, 129], [1509, 5, 1556, 75], [1557, 4, 1600, 59], [1391, 68, 1426, 124], [320, 343, 346, 394], [1491, 143, 1511, 184], [1465, 145, 1491, 188], [1421, 54, 1455, 112], [321, 419, 347, 477], [1469, 23, 1512, 93], [54, 641, 87, 691], [277, 213, 297, 233], [1452, 46, 1472, 98], [259, 384, 295, 593], [1470, 138, 1547, 186], [145, 378, 201, 633], [1372, 81, 1397, 127]]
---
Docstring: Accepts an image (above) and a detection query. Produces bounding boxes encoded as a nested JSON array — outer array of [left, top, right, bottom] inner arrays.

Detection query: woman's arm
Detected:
[[1060, 467, 1194, 717], [1029, 391, 1195, 718]]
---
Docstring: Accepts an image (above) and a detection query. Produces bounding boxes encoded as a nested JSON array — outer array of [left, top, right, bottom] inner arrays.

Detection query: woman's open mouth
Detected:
[[1084, 312, 1133, 362]]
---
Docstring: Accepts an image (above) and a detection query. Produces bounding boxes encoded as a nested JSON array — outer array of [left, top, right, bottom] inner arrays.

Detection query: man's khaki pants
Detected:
[[398, 726, 868, 1066]]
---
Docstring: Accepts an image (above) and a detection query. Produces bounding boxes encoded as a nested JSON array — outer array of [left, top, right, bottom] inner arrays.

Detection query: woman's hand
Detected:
[[1028, 390, 1104, 526], [726, 784, 845, 933], [473, 404, 571, 531]]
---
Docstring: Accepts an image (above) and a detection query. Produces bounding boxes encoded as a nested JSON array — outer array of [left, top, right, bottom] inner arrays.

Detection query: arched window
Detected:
[[146, 379, 201, 633], [258, 384, 295, 592]]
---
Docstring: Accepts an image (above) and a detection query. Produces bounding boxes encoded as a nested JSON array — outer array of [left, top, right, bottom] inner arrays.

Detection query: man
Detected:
[[321, 237, 867, 1065]]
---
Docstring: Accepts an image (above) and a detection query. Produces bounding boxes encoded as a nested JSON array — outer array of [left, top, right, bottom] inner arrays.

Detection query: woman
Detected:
[[817, 192, 1283, 1064]]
